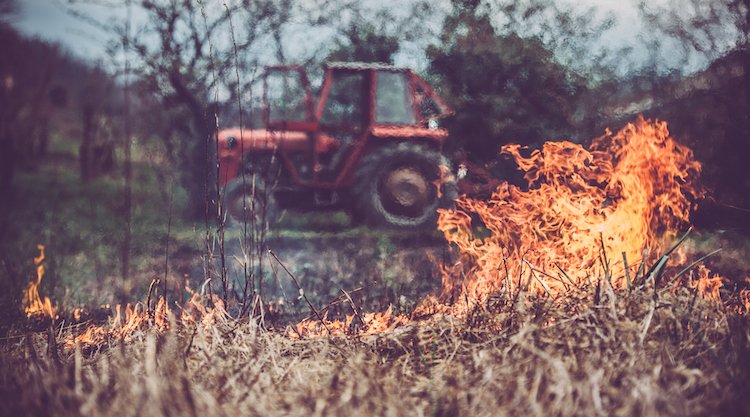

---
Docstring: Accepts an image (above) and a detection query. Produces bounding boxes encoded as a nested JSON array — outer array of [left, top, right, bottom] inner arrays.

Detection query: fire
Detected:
[[291, 116, 725, 337], [66, 284, 227, 351], [741, 280, 750, 314], [67, 300, 169, 350], [290, 306, 408, 338], [688, 266, 723, 302], [437, 117, 703, 308], [22, 244, 56, 319]]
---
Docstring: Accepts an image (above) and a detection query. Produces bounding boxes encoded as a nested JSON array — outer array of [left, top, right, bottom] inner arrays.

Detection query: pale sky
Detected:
[[8, 0, 676, 73], [11, 0, 118, 61]]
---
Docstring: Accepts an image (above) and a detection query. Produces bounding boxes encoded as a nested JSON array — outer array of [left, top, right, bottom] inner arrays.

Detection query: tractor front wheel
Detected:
[[222, 176, 277, 229]]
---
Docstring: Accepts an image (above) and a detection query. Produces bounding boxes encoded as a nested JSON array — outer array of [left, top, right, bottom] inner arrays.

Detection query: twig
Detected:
[[341, 288, 368, 332], [183, 326, 198, 368], [522, 260, 560, 294], [634, 248, 649, 285], [502, 253, 512, 298], [46, 324, 61, 368], [599, 233, 610, 276], [146, 277, 160, 315], [639, 301, 655, 344], [554, 263, 575, 287], [302, 287, 364, 321], [268, 250, 331, 335], [163, 184, 174, 300], [622, 252, 632, 291]]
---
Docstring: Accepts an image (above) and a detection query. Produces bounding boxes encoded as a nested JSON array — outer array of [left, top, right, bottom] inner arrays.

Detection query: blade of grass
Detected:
[[622, 252, 632, 291], [634, 248, 649, 285], [554, 263, 575, 286], [667, 248, 722, 286], [644, 227, 693, 287]]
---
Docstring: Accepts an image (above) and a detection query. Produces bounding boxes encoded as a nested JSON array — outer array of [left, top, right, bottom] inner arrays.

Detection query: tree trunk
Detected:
[[80, 106, 94, 181]]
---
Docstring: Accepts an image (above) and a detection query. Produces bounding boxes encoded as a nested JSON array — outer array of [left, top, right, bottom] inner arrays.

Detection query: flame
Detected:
[[740, 280, 750, 314], [689, 266, 723, 302], [22, 244, 56, 319], [47, 117, 741, 349], [66, 285, 227, 351], [290, 306, 408, 338], [291, 117, 724, 337], [437, 117, 703, 309]]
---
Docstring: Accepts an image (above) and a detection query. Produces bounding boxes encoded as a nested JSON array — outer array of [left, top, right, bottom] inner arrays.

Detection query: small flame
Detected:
[[290, 306, 408, 338], [22, 244, 56, 319], [689, 266, 723, 302], [740, 279, 750, 314], [66, 284, 227, 351]]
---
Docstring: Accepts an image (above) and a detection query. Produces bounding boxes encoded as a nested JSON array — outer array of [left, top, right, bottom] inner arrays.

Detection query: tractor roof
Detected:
[[325, 61, 409, 72]]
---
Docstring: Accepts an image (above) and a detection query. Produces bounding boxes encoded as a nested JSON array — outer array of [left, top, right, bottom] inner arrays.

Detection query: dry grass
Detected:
[[1, 282, 748, 417]]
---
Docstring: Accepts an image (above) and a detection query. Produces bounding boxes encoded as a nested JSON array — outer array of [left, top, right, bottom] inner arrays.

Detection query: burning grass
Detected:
[[21, 245, 56, 320], [1, 283, 748, 417]]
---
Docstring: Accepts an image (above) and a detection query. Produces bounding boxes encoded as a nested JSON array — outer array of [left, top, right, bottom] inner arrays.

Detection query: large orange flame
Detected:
[[437, 117, 703, 308], [22, 244, 56, 319]]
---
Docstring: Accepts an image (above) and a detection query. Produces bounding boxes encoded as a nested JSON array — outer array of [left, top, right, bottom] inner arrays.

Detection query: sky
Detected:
[[9, 0, 648, 59], [10, 0, 121, 61], [8, 0, 700, 78]]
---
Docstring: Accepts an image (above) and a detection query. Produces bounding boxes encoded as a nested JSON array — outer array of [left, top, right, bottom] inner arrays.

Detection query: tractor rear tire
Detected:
[[353, 143, 457, 230], [222, 176, 277, 230]]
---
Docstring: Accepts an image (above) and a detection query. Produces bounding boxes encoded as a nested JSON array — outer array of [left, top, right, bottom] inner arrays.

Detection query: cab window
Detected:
[[375, 71, 416, 125]]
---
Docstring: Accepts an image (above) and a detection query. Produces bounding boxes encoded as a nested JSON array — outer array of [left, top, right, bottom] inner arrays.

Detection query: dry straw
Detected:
[[1, 279, 748, 417]]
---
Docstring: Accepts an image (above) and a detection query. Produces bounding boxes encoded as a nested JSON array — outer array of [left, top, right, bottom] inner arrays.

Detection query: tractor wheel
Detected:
[[353, 143, 457, 230], [222, 176, 277, 229]]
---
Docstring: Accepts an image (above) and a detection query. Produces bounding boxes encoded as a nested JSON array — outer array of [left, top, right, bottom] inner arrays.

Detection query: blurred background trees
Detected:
[[427, 0, 587, 164], [637, 0, 750, 222]]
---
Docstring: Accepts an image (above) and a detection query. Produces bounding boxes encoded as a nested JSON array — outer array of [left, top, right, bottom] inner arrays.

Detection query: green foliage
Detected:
[[427, 6, 586, 163], [326, 21, 400, 64]]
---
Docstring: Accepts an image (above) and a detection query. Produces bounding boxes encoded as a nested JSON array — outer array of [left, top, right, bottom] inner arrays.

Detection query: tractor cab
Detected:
[[255, 62, 452, 183]]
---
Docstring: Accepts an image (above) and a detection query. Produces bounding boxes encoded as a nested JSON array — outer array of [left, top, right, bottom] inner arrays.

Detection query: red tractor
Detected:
[[216, 62, 458, 230]]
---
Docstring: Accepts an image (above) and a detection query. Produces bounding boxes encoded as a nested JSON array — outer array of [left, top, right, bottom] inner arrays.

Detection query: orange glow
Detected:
[[689, 266, 723, 302], [22, 244, 56, 319], [290, 306, 408, 338], [436, 117, 703, 310], [740, 281, 750, 314], [66, 286, 227, 351]]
